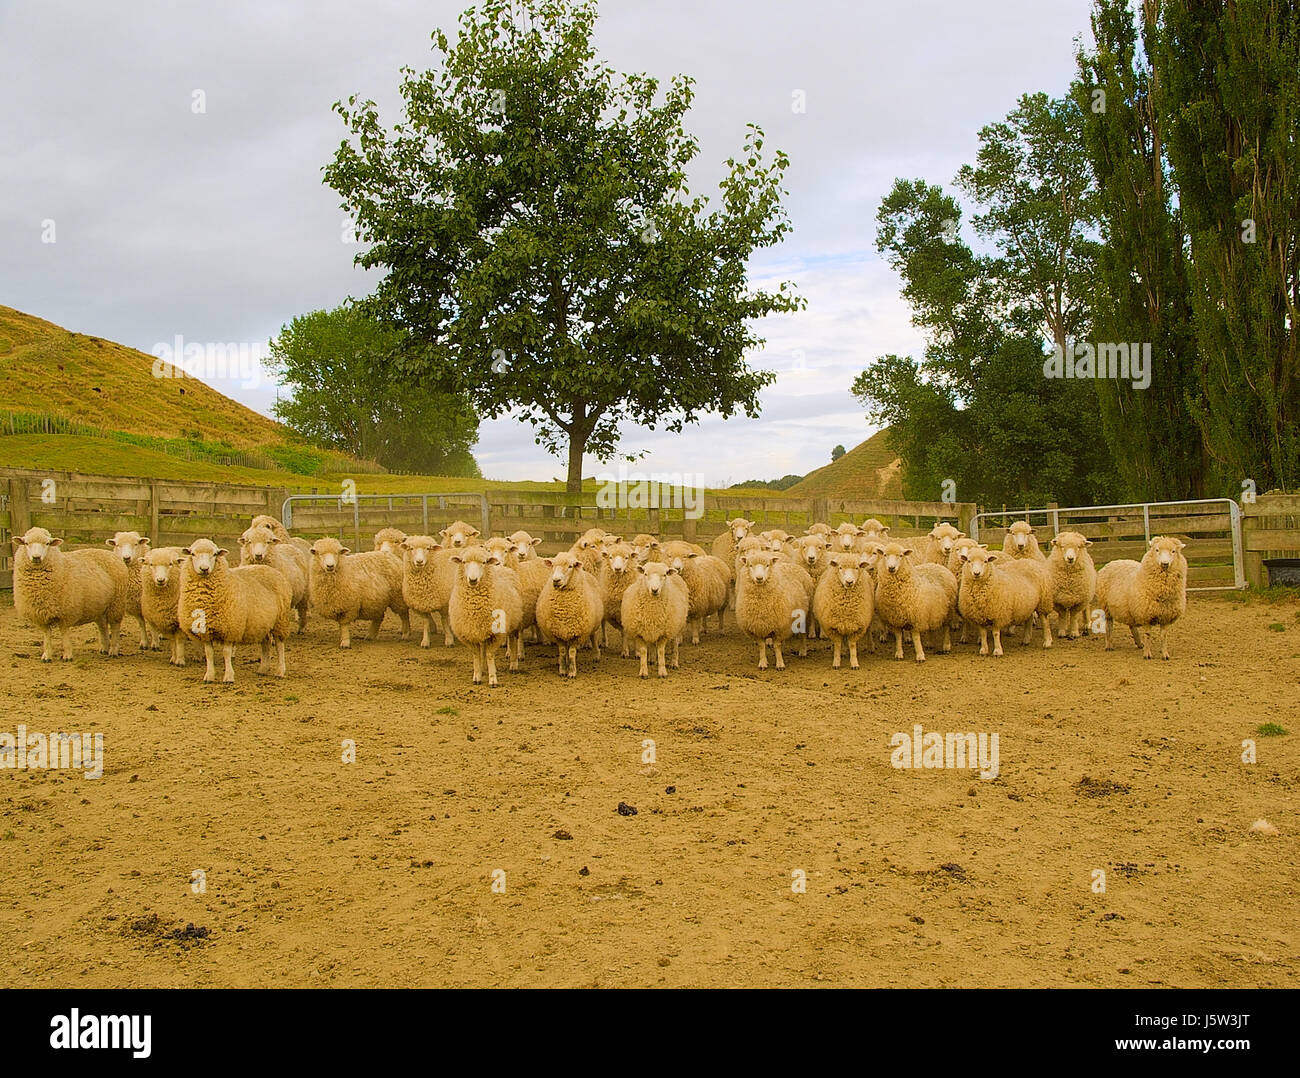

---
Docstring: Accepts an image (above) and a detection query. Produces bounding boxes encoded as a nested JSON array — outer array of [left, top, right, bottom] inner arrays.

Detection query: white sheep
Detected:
[[140, 546, 189, 666], [569, 528, 610, 576], [399, 535, 446, 647], [308, 537, 409, 647], [1095, 536, 1187, 660], [598, 540, 641, 655], [922, 522, 964, 565], [105, 530, 157, 650], [812, 552, 876, 669], [956, 544, 1055, 656], [1046, 531, 1098, 639], [508, 530, 541, 560], [1002, 521, 1047, 561], [485, 535, 536, 656], [620, 560, 690, 677], [832, 521, 866, 554], [665, 548, 729, 644], [12, 527, 128, 661], [179, 538, 292, 682], [873, 542, 957, 661], [448, 546, 523, 686], [710, 517, 755, 566], [439, 520, 482, 550], [373, 527, 408, 556], [805, 523, 834, 538], [238, 525, 310, 632], [248, 514, 313, 557], [535, 552, 604, 678], [734, 550, 807, 670]]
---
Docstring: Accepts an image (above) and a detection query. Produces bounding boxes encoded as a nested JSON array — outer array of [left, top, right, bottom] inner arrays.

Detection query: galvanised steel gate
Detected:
[[281, 491, 489, 551], [969, 499, 1245, 592]]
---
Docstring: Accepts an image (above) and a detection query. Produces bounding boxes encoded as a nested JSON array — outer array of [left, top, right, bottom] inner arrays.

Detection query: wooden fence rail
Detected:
[[4, 466, 1297, 591]]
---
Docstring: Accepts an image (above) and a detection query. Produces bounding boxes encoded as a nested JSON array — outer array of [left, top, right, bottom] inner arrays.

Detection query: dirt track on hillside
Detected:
[[1, 594, 1297, 987]]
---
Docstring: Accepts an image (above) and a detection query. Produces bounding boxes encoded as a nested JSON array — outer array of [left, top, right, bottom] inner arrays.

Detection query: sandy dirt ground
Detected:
[[1, 591, 1296, 988]]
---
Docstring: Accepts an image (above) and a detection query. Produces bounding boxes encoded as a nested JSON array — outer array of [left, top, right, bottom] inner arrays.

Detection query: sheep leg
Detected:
[[442, 608, 455, 646], [691, 616, 701, 646], [978, 627, 989, 656], [1158, 624, 1171, 660], [849, 636, 860, 670], [515, 630, 526, 663], [1102, 609, 1114, 650], [339, 620, 352, 649], [107, 620, 121, 657], [638, 641, 649, 678], [620, 627, 631, 659], [171, 631, 185, 667], [296, 600, 309, 633], [1141, 627, 1153, 660], [1129, 624, 1143, 648], [259, 639, 272, 673], [832, 637, 842, 669], [774, 639, 785, 670], [566, 644, 578, 678], [203, 642, 216, 682], [894, 630, 905, 660], [912, 630, 926, 663], [91, 619, 108, 655], [714, 607, 725, 631], [656, 640, 668, 678], [222, 644, 236, 683], [398, 611, 411, 640], [992, 629, 1004, 658], [671, 635, 680, 668], [470, 643, 483, 684], [367, 619, 382, 641], [507, 633, 519, 672], [419, 614, 431, 648], [1021, 617, 1034, 646], [591, 633, 601, 662], [1040, 610, 1053, 649], [39, 624, 55, 662], [275, 639, 286, 677], [940, 625, 951, 653], [757, 639, 769, 670], [797, 629, 807, 658], [486, 642, 499, 687], [555, 643, 565, 675]]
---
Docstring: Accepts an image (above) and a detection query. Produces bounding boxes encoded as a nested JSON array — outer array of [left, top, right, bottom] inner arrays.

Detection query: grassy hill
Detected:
[[0, 306, 289, 447], [786, 428, 905, 500]]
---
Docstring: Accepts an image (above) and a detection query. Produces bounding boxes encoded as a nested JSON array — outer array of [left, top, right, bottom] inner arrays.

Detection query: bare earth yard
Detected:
[[1, 593, 1296, 987]]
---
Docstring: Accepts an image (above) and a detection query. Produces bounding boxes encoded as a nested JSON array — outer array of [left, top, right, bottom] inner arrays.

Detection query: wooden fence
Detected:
[[1243, 494, 1300, 586], [4, 465, 1298, 591]]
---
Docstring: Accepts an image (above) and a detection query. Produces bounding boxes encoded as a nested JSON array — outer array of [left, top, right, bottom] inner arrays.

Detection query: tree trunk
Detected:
[[566, 434, 584, 494]]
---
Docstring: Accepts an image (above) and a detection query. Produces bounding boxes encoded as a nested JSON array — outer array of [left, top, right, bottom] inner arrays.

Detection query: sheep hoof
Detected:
[[850, 660, 859, 669], [914, 656, 925, 663], [992, 649, 1003, 657]]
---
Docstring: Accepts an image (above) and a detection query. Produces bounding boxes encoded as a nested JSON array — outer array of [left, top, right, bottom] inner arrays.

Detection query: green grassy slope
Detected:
[[0, 306, 288, 448], [786, 428, 904, 499]]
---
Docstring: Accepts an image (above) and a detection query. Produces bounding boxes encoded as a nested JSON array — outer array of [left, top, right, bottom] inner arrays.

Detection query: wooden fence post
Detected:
[[149, 479, 161, 545], [11, 476, 31, 535]]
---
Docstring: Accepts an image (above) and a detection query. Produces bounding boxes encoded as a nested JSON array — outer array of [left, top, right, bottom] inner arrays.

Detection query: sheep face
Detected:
[[952, 538, 979, 563], [727, 519, 754, 542], [637, 561, 677, 596], [440, 522, 480, 549], [374, 529, 407, 556], [1051, 531, 1091, 566], [834, 523, 862, 550], [761, 530, 791, 551], [1147, 536, 1186, 571], [962, 545, 998, 581], [144, 548, 184, 587], [185, 538, 229, 576], [739, 551, 780, 586], [544, 554, 584, 589], [806, 523, 833, 537], [828, 554, 869, 588], [240, 526, 281, 564], [107, 530, 150, 564], [1007, 521, 1036, 551], [796, 536, 829, 567], [879, 543, 915, 577], [929, 522, 962, 556], [13, 527, 62, 566], [451, 546, 499, 587], [401, 535, 440, 569], [310, 538, 349, 573], [508, 532, 539, 560], [604, 543, 635, 574]]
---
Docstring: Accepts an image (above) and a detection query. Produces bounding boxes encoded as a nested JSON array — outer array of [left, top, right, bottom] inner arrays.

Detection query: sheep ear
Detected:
[[172, 555, 185, 565], [1084, 538, 1093, 546], [529, 538, 540, 548], [667, 565, 679, 575], [737, 555, 748, 566], [182, 546, 193, 556], [50, 537, 63, 547], [901, 547, 912, 557], [339, 547, 350, 555], [140, 537, 151, 547], [450, 554, 463, 564], [105, 538, 116, 547], [12, 536, 25, 548], [688, 551, 699, 558], [987, 551, 998, 561], [637, 564, 646, 574], [487, 554, 502, 565], [469, 528, 480, 537], [216, 547, 229, 558], [542, 558, 554, 567], [1176, 539, 1186, 549], [270, 535, 282, 544]]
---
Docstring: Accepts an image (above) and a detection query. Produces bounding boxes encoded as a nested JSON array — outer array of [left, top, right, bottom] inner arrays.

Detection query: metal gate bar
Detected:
[[281, 492, 490, 550], [970, 499, 1245, 591]]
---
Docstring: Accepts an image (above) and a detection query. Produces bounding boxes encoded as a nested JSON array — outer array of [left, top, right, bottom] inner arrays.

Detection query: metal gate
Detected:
[[970, 499, 1245, 592], [281, 491, 490, 551]]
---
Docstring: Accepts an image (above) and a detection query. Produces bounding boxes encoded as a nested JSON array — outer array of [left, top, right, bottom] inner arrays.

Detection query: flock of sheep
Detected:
[[8, 513, 1190, 685]]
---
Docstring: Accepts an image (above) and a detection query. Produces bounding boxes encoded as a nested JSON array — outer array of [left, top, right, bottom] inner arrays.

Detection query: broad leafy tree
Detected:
[[325, 0, 801, 490]]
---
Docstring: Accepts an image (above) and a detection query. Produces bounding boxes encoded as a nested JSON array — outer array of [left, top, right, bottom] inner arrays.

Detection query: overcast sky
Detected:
[[0, 0, 1097, 485]]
